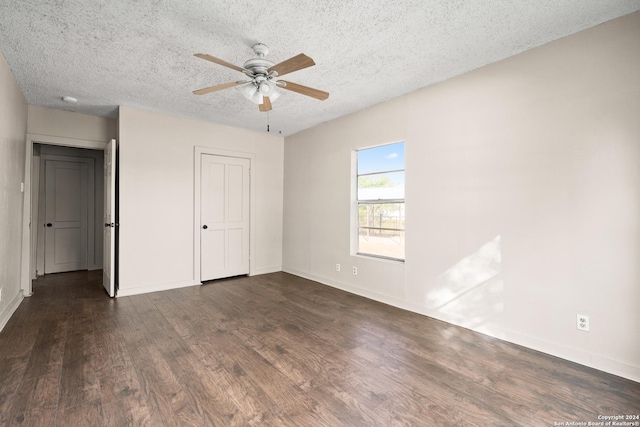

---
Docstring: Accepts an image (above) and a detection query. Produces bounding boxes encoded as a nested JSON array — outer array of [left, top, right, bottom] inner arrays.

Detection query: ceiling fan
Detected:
[[193, 43, 329, 112]]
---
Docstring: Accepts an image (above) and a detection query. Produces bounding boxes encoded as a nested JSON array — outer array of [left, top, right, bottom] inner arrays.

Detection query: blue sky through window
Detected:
[[357, 142, 405, 175]]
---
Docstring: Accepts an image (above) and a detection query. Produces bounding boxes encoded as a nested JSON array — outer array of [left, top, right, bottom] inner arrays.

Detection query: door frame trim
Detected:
[[194, 147, 256, 284], [21, 134, 108, 296]]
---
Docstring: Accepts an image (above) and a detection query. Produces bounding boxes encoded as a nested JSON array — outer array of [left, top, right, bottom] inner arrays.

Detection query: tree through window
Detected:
[[356, 142, 405, 261]]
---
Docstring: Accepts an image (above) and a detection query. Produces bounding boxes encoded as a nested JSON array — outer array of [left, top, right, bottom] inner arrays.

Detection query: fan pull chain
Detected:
[[267, 111, 270, 132]]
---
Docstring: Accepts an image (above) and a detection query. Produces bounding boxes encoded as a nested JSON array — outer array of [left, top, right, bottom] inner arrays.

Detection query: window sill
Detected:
[[352, 253, 405, 264]]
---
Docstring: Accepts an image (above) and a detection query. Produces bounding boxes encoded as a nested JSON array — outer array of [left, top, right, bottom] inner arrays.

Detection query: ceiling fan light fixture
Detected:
[[267, 82, 281, 102], [238, 82, 257, 101], [239, 82, 274, 105]]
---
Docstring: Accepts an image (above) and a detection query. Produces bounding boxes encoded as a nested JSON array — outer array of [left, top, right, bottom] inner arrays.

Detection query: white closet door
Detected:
[[201, 154, 250, 281]]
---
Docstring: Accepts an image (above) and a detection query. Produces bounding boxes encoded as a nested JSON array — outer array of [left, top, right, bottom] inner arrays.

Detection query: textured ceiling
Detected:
[[0, 1, 638, 136]]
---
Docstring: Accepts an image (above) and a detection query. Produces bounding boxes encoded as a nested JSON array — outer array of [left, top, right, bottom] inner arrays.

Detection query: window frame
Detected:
[[353, 141, 405, 263]]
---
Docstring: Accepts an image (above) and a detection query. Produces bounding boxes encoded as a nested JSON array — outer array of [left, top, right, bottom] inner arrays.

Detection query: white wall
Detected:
[[118, 106, 284, 295], [28, 105, 116, 142], [283, 11, 640, 381], [0, 51, 27, 331], [19, 106, 116, 294]]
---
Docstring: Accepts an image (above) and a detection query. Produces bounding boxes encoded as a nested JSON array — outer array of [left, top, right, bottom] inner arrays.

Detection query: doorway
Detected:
[[32, 144, 103, 276], [21, 135, 111, 297]]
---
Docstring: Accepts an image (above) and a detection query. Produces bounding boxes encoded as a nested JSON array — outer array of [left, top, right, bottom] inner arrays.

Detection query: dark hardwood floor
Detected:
[[0, 271, 638, 426]]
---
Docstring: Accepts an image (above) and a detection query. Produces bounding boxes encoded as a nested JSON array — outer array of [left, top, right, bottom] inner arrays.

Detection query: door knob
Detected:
[[105, 223, 111, 227], [46, 223, 52, 227], [202, 225, 208, 229]]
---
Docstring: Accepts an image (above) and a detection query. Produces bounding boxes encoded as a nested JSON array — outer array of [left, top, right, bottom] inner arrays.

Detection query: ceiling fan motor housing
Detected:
[[243, 43, 275, 75], [243, 58, 275, 75]]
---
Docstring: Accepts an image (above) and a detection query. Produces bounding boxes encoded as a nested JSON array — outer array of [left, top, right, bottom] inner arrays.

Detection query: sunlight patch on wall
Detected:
[[426, 236, 503, 332]]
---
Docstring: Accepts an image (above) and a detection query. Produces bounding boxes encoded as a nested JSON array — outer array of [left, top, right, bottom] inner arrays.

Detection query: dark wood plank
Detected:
[[57, 347, 101, 410], [101, 390, 156, 427], [115, 296, 201, 426], [0, 357, 30, 425], [8, 406, 57, 427], [0, 270, 637, 426], [8, 371, 59, 426], [21, 317, 68, 379], [164, 295, 286, 423], [55, 399, 104, 427]]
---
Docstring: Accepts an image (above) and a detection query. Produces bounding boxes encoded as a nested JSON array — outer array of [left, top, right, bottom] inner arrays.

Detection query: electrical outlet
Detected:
[[577, 314, 590, 332], [336, 264, 341, 272], [352, 266, 358, 275]]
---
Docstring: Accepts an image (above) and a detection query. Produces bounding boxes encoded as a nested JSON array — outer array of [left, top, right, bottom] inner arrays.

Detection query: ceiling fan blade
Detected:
[[269, 54, 315, 77], [194, 53, 245, 73], [259, 96, 272, 112], [193, 81, 240, 95], [280, 80, 329, 101]]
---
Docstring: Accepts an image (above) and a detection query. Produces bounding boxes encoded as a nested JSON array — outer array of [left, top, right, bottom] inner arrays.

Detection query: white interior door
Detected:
[[44, 160, 88, 273], [201, 154, 250, 281], [31, 156, 40, 279], [103, 139, 116, 297]]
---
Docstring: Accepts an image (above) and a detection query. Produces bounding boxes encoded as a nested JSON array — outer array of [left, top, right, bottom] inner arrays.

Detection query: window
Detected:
[[356, 142, 405, 261]]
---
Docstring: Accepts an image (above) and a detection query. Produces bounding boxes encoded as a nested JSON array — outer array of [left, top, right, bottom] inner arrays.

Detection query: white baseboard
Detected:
[[0, 291, 24, 333], [282, 267, 640, 383], [283, 266, 421, 313], [116, 266, 284, 297], [500, 329, 640, 383], [116, 280, 201, 297], [251, 265, 282, 276]]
